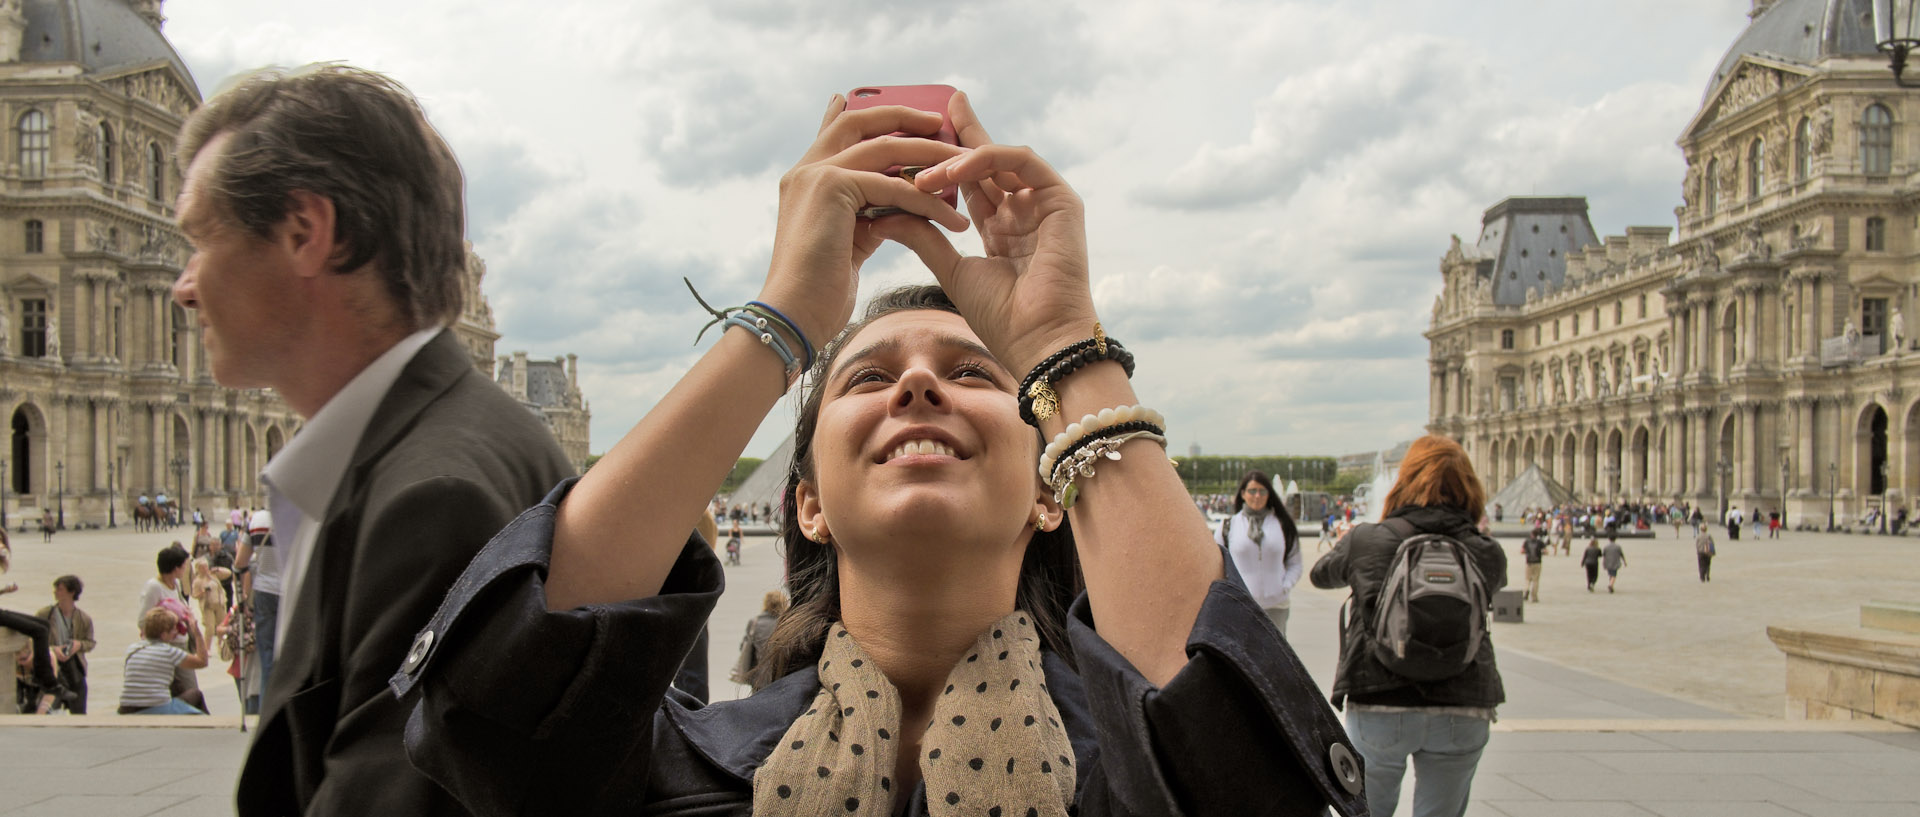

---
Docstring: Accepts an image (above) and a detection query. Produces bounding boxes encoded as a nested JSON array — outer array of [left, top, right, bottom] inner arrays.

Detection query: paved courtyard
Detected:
[[2, 522, 1916, 815]]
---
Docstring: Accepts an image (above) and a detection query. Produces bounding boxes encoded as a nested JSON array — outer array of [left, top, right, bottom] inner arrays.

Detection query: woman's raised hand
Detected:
[[760, 96, 972, 349], [882, 92, 1098, 376]]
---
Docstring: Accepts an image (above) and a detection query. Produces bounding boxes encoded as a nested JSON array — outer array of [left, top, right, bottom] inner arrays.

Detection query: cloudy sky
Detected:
[[164, 0, 1754, 460]]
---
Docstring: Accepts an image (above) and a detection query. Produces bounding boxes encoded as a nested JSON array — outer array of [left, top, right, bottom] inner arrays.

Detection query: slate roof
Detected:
[[1473, 197, 1600, 307], [496, 359, 573, 408], [18, 0, 197, 93], [1705, 0, 1878, 101]]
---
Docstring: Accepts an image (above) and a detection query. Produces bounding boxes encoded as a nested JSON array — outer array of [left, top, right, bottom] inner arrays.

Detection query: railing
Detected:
[[1820, 334, 1882, 367]]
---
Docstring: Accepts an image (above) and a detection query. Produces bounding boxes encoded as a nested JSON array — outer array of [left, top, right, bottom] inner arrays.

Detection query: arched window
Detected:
[[1705, 158, 1719, 215], [147, 142, 165, 199], [99, 123, 114, 183], [17, 110, 49, 178], [24, 219, 42, 253], [1861, 104, 1894, 175], [1795, 117, 1812, 181], [1748, 138, 1765, 199]]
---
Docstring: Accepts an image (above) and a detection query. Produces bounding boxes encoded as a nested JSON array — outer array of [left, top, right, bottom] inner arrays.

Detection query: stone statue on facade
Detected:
[[1740, 223, 1770, 261], [1595, 366, 1611, 397], [1476, 274, 1494, 302], [44, 313, 59, 359], [1695, 242, 1721, 274], [1892, 308, 1907, 355], [0, 303, 10, 355], [1810, 103, 1834, 156], [1844, 318, 1861, 348]]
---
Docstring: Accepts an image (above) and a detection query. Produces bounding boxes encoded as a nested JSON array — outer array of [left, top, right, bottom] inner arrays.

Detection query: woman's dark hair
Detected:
[[54, 575, 84, 600], [1230, 470, 1299, 557], [157, 543, 191, 575], [753, 285, 1085, 686]]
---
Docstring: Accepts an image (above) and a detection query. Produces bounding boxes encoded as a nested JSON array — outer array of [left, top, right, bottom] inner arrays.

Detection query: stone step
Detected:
[[1862, 600, 1920, 635]]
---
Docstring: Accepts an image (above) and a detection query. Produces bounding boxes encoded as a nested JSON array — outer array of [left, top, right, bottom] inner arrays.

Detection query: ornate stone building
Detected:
[[1428, 0, 1920, 527], [0, 0, 304, 528], [494, 351, 590, 473]]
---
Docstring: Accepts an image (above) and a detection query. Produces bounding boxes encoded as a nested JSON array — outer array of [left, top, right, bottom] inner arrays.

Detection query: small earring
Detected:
[[810, 528, 828, 544], [1034, 510, 1051, 532]]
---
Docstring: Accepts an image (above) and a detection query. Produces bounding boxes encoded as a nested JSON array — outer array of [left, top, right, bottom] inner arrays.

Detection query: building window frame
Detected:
[[1866, 216, 1888, 251], [24, 219, 43, 253], [147, 142, 165, 200], [17, 109, 49, 179], [100, 123, 115, 184], [1861, 104, 1894, 176], [1706, 158, 1719, 215], [1500, 329, 1515, 350], [19, 297, 47, 357], [1748, 138, 1765, 199], [1795, 116, 1812, 181]]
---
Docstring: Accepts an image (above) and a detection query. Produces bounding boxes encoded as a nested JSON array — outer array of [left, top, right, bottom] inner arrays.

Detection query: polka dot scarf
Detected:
[[753, 610, 1075, 816]]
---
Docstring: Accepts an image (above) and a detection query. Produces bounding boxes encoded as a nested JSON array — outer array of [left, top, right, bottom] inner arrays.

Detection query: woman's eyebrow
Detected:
[[829, 335, 1004, 380]]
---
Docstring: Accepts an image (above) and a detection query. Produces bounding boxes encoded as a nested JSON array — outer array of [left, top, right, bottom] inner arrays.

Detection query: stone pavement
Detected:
[[2, 526, 1917, 815]]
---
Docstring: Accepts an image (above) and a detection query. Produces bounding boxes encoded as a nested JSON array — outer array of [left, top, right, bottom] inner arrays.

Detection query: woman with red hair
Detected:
[[1311, 434, 1508, 817]]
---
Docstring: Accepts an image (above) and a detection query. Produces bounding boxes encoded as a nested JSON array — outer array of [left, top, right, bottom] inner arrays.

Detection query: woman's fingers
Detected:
[[823, 134, 967, 174], [802, 105, 947, 165], [874, 216, 965, 280], [826, 166, 970, 232], [817, 94, 847, 136], [912, 144, 1067, 199], [949, 91, 994, 149]]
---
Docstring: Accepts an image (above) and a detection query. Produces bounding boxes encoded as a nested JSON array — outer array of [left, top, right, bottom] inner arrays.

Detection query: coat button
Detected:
[[1328, 742, 1363, 795], [404, 629, 435, 674]]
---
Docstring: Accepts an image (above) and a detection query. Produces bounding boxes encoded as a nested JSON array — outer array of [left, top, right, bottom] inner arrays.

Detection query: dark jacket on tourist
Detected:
[[389, 480, 1368, 817], [1309, 504, 1508, 710]]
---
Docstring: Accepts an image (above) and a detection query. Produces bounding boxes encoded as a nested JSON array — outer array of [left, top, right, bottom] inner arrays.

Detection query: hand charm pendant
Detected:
[[1028, 380, 1059, 422]]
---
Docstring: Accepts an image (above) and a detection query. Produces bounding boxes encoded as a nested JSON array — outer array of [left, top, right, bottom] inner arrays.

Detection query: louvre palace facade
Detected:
[[1, 0, 570, 528], [1428, 0, 1920, 527]]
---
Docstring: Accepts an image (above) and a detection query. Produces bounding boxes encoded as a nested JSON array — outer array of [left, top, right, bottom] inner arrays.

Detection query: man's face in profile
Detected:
[[171, 132, 302, 391]]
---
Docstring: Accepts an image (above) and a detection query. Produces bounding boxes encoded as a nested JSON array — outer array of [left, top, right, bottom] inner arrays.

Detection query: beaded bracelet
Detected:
[[745, 300, 814, 371], [1038, 404, 1169, 480], [1048, 429, 1170, 509], [1018, 323, 1136, 426], [723, 313, 800, 378]]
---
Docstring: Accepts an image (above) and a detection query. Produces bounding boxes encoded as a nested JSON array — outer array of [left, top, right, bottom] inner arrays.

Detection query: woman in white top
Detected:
[[1214, 470, 1304, 636]]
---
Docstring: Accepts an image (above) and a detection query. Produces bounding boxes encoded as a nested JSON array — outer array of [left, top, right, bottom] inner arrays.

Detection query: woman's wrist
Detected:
[[1037, 360, 1139, 439]]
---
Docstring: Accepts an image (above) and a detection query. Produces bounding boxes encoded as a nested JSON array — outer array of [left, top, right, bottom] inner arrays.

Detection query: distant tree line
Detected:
[[1176, 455, 1341, 495]]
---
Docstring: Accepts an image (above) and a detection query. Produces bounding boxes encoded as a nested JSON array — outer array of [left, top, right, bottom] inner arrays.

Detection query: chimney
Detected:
[[128, 0, 165, 28], [511, 351, 529, 401], [566, 354, 578, 391]]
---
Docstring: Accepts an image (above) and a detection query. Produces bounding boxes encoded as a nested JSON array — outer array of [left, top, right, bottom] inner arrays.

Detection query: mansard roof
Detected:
[[1472, 196, 1600, 307], [18, 0, 198, 98]]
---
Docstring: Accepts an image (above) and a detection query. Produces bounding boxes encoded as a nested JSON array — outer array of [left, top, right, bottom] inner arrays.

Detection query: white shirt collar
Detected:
[[261, 328, 442, 520]]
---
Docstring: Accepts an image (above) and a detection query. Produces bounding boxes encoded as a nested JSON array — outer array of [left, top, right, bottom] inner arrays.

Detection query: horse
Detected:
[[132, 501, 178, 531]]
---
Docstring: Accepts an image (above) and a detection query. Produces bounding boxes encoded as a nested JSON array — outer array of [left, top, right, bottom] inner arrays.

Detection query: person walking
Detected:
[[1312, 435, 1506, 817], [40, 509, 54, 542], [1580, 538, 1602, 592], [725, 518, 743, 566], [1725, 506, 1742, 541], [1520, 528, 1547, 602], [730, 590, 788, 692], [1216, 470, 1305, 636], [1695, 529, 1716, 582], [1601, 535, 1627, 593]]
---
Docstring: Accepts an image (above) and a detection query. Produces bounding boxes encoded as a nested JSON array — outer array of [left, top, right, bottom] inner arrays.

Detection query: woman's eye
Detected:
[[848, 368, 891, 386], [953, 362, 992, 380]]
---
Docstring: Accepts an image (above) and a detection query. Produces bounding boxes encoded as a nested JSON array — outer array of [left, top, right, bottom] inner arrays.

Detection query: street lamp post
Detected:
[[107, 457, 116, 529], [1716, 457, 1733, 521], [1828, 462, 1838, 532], [168, 454, 189, 527], [1880, 462, 1892, 534], [54, 461, 64, 530], [0, 457, 7, 531], [1780, 458, 1790, 532], [1875, 0, 1920, 87]]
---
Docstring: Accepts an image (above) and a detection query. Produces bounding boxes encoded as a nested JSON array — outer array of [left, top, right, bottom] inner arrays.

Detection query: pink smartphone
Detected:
[[844, 84, 960, 216]]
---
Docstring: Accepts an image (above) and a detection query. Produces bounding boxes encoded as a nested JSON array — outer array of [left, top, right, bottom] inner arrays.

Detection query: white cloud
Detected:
[[159, 0, 1749, 459]]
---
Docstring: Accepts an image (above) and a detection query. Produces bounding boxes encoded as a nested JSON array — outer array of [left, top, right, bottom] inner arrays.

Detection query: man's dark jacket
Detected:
[[236, 330, 574, 816], [1309, 505, 1507, 710]]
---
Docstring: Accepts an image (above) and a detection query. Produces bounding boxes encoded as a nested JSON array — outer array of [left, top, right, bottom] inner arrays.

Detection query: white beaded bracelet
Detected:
[[1038, 404, 1168, 480]]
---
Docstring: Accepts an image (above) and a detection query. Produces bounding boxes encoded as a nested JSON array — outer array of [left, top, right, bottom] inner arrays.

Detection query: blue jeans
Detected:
[[1346, 709, 1490, 817], [253, 591, 280, 699], [135, 697, 207, 715]]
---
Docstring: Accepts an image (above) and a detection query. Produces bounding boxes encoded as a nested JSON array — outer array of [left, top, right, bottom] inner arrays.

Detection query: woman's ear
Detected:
[[1031, 475, 1064, 532], [795, 479, 829, 543]]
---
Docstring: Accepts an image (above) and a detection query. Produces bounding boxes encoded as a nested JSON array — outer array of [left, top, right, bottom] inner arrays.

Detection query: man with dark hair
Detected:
[[169, 64, 572, 815]]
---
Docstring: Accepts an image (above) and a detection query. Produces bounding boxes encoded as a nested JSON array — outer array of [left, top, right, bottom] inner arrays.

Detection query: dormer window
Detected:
[[1748, 138, 1765, 199]]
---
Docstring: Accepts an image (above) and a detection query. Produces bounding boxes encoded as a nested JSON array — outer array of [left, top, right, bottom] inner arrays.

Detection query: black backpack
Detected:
[[1362, 518, 1490, 682]]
